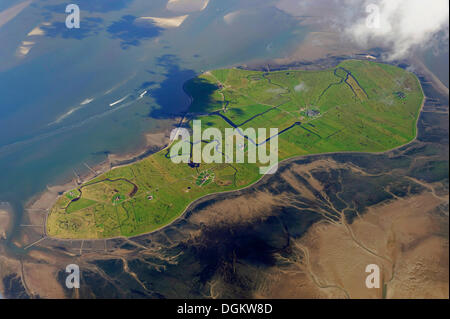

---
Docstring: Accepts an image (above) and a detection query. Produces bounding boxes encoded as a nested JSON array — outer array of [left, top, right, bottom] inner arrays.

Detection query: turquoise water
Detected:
[[0, 0, 308, 236]]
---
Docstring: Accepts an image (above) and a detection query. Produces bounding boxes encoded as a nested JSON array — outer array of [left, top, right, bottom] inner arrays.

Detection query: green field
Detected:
[[47, 60, 423, 239]]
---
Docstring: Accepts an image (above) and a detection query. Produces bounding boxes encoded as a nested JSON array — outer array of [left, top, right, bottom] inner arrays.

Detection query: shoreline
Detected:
[[0, 201, 13, 240], [27, 57, 430, 243], [23, 124, 177, 219]]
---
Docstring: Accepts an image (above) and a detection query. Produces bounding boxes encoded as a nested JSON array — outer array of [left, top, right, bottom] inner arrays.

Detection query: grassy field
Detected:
[[47, 60, 424, 239]]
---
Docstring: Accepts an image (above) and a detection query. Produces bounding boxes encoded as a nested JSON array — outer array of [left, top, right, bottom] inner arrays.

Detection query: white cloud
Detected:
[[348, 0, 449, 60], [276, 0, 449, 60]]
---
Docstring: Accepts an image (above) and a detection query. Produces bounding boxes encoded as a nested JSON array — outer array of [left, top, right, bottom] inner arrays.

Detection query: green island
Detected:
[[47, 60, 423, 239]]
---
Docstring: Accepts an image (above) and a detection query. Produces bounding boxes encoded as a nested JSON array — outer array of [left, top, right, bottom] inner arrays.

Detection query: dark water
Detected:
[[0, 0, 308, 230], [422, 48, 449, 88]]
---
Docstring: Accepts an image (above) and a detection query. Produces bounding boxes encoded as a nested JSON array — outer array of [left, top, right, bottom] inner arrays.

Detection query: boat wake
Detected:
[[49, 98, 95, 126]]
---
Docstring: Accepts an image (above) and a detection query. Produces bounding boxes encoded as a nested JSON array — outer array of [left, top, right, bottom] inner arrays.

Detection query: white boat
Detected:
[[109, 95, 129, 107], [139, 90, 148, 99]]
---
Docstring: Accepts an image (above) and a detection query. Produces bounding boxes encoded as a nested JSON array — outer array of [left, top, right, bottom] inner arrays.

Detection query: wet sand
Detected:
[[0, 209, 11, 240], [166, 0, 209, 13], [137, 16, 189, 29]]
